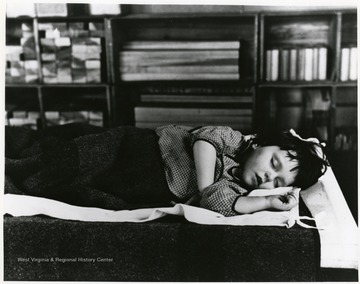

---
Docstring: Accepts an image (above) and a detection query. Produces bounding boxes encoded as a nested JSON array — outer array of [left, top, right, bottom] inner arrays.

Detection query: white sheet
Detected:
[[3, 187, 299, 227], [300, 167, 358, 270], [3, 168, 358, 270]]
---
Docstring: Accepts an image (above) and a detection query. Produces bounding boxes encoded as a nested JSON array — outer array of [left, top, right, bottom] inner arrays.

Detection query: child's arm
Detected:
[[193, 140, 217, 192], [233, 192, 298, 214]]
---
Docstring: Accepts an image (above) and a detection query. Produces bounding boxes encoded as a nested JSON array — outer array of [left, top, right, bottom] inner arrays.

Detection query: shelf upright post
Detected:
[[104, 17, 115, 85], [258, 14, 265, 82], [253, 14, 259, 83], [334, 12, 342, 82], [37, 86, 46, 129], [33, 18, 43, 84], [104, 17, 116, 127]]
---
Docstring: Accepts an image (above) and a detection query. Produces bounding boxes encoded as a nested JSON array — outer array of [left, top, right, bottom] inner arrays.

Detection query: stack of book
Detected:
[[266, 47, 328, 82], [140, 86, 253, 104], [45, 111, 104, 127], [7, 3, 122, 17], [39, 22, 104, 84], [334, 132, 357, 151], [340, 47, 357, 81], [119, 41, 240, 81], [5, 23, 39, 83], [36, 3, 68, 17], [6, 111, 40, 129], [135, 107, 252, 130]]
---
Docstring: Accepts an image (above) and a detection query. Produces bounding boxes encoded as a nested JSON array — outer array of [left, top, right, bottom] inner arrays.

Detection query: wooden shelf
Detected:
[[5, 5, 357, 143]]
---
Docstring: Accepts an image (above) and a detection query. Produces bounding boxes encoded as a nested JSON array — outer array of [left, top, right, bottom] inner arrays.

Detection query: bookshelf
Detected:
[[5, 5, 357, 149], [5, 3, 121, 128], [110, 14, 257, 131]]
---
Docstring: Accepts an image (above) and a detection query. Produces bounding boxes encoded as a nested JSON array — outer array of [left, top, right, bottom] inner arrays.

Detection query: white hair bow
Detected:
[[289, 129, 326, 160]]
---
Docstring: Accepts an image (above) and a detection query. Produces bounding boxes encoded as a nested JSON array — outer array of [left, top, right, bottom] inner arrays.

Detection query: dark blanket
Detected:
[[5, 123, 170, 210]]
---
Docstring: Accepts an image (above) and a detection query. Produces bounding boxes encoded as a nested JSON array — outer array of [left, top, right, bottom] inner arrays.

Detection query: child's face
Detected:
[[241, 146, 298, 190]]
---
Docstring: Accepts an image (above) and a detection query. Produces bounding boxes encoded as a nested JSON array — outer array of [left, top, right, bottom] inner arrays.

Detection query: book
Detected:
[[340, 48, 350, 81], [121, 73, 240, 81], [135, 119, 252, 130], [54, 38, 71, 47], [304, 48, 313, 81], [289, 49, 298, 81], [297, 48, 306, 81], [72, 69, 86, 83], [318, 47, 327, 80], [271, 49, 279, 81], [122, 41, 240, 50], [89, 4, 121, 15], [36, 3, 68, 17], [280, 49, 289, 81], [86, 69, 101, 83], [120, 57, 239, 68], [349, 47, 357, 81], [140, 94, 252, 104], [312, 48, 319, 80], [57, 68, 72, 83], [120, 65, 238, 74], [119, 50, 239, 65], [135, 107, 252, 119], [85, 60, 101, 69]]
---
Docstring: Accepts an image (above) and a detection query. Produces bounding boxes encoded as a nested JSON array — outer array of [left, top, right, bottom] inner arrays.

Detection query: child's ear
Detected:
[[251, 143, 259, 150]]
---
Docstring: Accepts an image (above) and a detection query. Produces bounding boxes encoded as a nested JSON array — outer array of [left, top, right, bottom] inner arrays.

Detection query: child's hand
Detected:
[[267, 191, 299, 211]]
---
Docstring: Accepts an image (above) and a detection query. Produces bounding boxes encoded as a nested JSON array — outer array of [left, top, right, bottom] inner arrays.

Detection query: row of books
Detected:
[[7, 3, 121, 18], [6, 23, 38, 83], [134, 106, 252, 130], [266, 47, 328, 81], [5, 21, 105, 84], [119, 41, 241, 81], [334, 132, 357, 151], [39, 22, 103, 84], [140, 94, 253, 104], [340, 47, 357, 81], [38, 22, 105, 38], [141, 86, 254, 95], [6, 111, 41, 129], [45, 111, 104, 127], [6, 111, 104, 129]]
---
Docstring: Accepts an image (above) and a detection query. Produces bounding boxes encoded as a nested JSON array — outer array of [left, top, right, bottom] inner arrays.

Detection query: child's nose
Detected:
[[265, 171, 276, 182]]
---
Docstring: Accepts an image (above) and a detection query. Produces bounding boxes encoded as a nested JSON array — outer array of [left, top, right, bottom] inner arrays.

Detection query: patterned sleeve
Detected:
[[199, 179, 248, 217], [190, 126, 244, 156]]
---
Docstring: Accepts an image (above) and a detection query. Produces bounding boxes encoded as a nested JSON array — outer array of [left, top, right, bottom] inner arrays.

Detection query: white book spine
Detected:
[[289, 49, 297, 81], [349, 47, 357, 81], [121, 73, 240, 81], [312, 48, 319, 80], [318, 47, 327, 80], [340, 48, 350, 81], [271, 49, 279, 81], [304, 48, 313, 81], [122, 41, 241, 50]]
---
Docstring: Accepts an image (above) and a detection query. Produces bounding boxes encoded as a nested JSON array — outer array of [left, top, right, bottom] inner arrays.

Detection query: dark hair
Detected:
[[236, 129, 329, 189]]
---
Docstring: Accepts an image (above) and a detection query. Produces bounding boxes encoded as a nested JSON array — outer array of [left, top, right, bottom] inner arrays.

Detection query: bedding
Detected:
[[3, 124, 358, 281], [5, 123, 172, 210], [3, 187, 300, 227]]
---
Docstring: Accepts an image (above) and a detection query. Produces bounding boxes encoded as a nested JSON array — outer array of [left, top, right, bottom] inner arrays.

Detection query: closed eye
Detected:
[[275, 177, 286, 187], [271, 157, 277, 170], [274, 178, 280, 187]]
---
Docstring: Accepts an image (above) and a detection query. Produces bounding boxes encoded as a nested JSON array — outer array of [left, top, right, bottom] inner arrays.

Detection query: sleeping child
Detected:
[[5, 124, 329, 217]]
